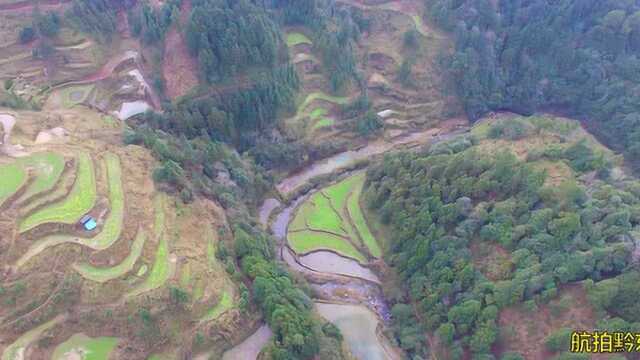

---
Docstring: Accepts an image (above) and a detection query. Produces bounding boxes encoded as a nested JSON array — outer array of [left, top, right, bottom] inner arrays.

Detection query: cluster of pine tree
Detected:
[[232, 224, 326, 359], [139, 64, 298, 147], [186, 0, 283, 83], [427, 0, 640, 168], [268, 0, 365, 92], [129, 0, 181, 45], [65, 0, 127, 41], [364, 128, 640, 357]]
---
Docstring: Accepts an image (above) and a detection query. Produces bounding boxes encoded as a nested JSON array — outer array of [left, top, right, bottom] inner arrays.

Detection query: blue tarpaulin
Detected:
[[81, 216, 97, 231]]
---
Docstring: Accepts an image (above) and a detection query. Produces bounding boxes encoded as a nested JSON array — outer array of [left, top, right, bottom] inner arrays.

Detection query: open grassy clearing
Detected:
[[19, 152, 96, 232], [287, 174, 383, 262], [202, 290, 233, 322], [0, 162, 26, 207], [286, 32, 312, 47], [2, 315, 63, 360], [15, 152, 66, 203], [126, 195, 173, 298], [51, 333, 119, 360], [72, 228, 147, 283]]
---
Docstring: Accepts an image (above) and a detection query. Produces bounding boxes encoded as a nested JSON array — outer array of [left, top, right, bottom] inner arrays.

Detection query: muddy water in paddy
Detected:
[[260, 124, 470, 359], [267, 188, 395, 359], [299, 251, 380, 284], [316, 302, 398, 360]]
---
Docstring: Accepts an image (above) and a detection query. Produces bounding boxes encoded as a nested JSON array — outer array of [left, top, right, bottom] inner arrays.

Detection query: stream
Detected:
[[234, 123, 470, 359], [276, 124, 467, 195]]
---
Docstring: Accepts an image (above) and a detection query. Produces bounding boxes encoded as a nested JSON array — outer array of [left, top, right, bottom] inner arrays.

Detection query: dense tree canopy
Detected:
[[364, 131, 640, 357], [427, 0, 640, 167], [186, 0, 284, 83]]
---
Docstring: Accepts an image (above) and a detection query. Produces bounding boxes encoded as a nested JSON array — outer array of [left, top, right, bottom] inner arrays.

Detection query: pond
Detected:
[[315, 302, 390, 360], [299, 251, 380, 284]]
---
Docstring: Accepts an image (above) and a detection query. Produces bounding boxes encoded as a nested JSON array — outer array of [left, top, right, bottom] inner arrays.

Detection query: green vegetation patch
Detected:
[[288, 174, 382, 261], [0, 162, 26, 207], [19, 152, 97, 232], [16, 152, 66, 203], [298, 92, 349, 115], [302, 193, 347, 236], [347, 181, 382, 258], [127, 195, 173, 298], [59, 84, 94, 108], [180, 262, 191, 288], [323, 174, 361, 212], [202, 290, 233, 322], [288, 230, 366, 263], [286, 32, 312, 47], [85, 153, 124, 249], [309, 107, 327, 121], [52, 333, 119, 360], [310, 117, 334, 132], [72, 228, 147, 283]]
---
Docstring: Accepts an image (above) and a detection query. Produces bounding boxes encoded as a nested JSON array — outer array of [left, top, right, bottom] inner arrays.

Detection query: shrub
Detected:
[[19, 26, 35, 43], [488, 120, 530, 140]]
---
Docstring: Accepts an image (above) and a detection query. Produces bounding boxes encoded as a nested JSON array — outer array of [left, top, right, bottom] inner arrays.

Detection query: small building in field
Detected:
[[79, 215, 97, 231]]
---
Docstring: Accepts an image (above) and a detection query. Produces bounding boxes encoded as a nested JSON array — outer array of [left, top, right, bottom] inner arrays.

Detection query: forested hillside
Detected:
[[429, 0, 640, 167], [365, 116, 640, 358], [186, 0, 284, 83]]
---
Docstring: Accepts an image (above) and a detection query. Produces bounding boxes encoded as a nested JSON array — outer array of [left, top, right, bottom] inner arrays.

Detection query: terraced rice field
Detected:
[[51, 333, 119, 360], [2, 315, 63, 360], [0, 162, 26, 206], [19, 152, 96, 232], [126, 195, 173, 298], [19, 160, 77, 217], [202, 290, 233, 322], [84, 153, 124, 249], [73, 228, 147, 282], [298, 92, 349, 114], [286, 32, 312, 47], [15, 153, 124, 268], [287, 173, 381, 262], [15, 152, 66, 203]]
